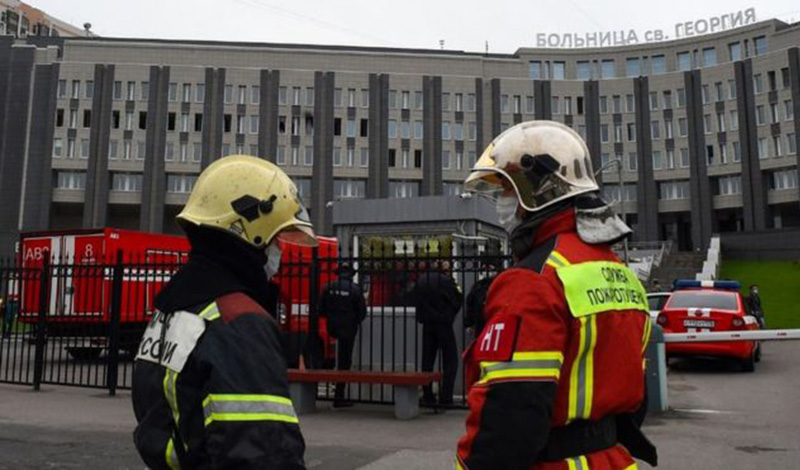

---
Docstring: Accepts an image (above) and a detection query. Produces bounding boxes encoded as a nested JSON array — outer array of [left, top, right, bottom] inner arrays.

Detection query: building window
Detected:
[[753, 74, 763, 94], [627, 123, 636, 142], [612, 95, 622, 114], [665, 120, 673, 139], [599, 96, 608, 114], [293, 87, 301, 106], [304, 147, 314, 166], [57, 80, 67, 98], [552, 97, 560, 114], [773, 136, 783, 157], [53, 138, 63, 158], [649, 92, 658, 110], [659, 181, 690, 200], [627, 152, 637, 171], [195, 83, 205, 103], [79, 139, 89, 159], [552, 62, 565, 80], [716, 113, 726, 132], [755, 105, 766, 126], [563, 97, 572, 115], [785, 100, 795, 121], [278, 87, 287, 105], [676, 88, 686, 107], [626, 58, 641, 77], [500, 94, 508, 113], [714, 82, 724, 102], [442, 121, 451, 140], [414, 120, 423, 140], [166, 174, 197, 194], [771, 170, 798, 190], [576, 61, 591, 80], [250, 115, 259, 134], [347, 119, 357, 138], [276, 147, 286, 165], [614, 123, 623, 143], [388, 90, 396, 109], [758, 138, 768, 159], [389, 181, 419, 198], [442, 150, 451, 170], [168, 82, 177, 102], [651, 55, 666, 75], [125, 81, 135, 101], [788, 134, 797, 155], [82, 109, 91, 128], [454, 122, 463, 141], [529, 61, 542, 80], [652, 150, 664, 170], [113, 81, 123, 100], [333, 179, 366, 199], [359, 89, 367, 108], [306, 87, 315, 107], [728, 42, 742, 62], [359, 147, 369, 167], [415, 91, 424, 110], [703, 114, 712, 134], [702, 48, 717, 67], [55, 171, 86, 190], [702, 85, 710, 104], [729, 110, 739, 130], [680, 148, 690, 168], [465, 93, 475, 112], [111, 172, 143, 192], [600, 125, 609, 143], [718, 175, 742, 195], [600, 60, 615, 79], [732, 141, 741, 162], [249, 86, 260, 105], [626, 94, 635, 113], [84, 80, 94, 99], [677, 52, 691, 71], [719, 144, 727, 164], [403, 91, 412, 110], [754, 36, 767, 56], [388, 120, 397, 139]]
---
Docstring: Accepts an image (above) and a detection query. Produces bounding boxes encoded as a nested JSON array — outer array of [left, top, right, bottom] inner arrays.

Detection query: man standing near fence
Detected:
[[456, 121, 656, 470], [132, 155, 315, 470], [413, 260, 462, 407], [318, 262, 367, 408]]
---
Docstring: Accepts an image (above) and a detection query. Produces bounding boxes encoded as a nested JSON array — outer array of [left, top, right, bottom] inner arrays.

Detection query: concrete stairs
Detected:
[[649, 251, 706, 288]]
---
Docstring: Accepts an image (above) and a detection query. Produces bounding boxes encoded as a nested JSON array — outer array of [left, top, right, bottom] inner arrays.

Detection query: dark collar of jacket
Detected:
[[154, 226, 273, 314]]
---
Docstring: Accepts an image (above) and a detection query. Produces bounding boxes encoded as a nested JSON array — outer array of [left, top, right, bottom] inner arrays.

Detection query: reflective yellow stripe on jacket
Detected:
[[477, 351, 564, 385], [198, 302, 220, 321], [165, 438, 180, 470], [203, 394, 299, 426], [566, 455, 590, 470]]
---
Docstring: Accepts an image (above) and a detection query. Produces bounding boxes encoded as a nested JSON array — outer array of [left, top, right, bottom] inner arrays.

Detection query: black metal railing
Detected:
[[0, 243, 509, 406]]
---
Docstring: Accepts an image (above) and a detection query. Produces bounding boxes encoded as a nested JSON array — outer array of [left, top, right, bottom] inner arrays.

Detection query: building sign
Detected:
[[535, 8, 757, 48]]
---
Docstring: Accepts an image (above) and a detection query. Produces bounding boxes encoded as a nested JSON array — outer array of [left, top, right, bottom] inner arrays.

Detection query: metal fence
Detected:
[[0, 244, 508, 406]]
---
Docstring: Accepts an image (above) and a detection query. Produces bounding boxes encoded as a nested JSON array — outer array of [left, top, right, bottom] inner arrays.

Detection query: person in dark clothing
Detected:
[[132, 155, 316, 470], [747, 284, 766, 329], [464, 262, 499, 336], [413, 261, 463, 406], [318, 263, 367, 407]]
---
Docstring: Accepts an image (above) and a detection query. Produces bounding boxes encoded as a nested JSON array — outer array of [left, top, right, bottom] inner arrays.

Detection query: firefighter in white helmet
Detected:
[[456, 121, 656, 470], [132, 155, 314, 470]]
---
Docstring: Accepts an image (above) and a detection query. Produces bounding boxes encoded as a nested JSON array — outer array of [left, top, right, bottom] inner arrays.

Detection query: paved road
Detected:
[[0, 342, 798, 469]]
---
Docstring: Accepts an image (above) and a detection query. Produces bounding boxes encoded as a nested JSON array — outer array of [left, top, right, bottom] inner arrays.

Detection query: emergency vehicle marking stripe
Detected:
[[203, 394, 298, 426], [569, 315, 597, 421], [165, 438, 180, 470], [198, 303, 220, 321]]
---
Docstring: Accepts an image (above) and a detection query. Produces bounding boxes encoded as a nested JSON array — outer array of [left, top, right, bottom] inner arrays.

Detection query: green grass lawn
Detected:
[[720, 260, 800, 329]]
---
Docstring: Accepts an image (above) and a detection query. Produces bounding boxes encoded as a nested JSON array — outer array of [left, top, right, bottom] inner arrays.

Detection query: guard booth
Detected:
[[328, 194, 506, 403]]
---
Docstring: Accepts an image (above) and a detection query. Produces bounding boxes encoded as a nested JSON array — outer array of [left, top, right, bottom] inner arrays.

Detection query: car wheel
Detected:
[[740, 350, 756, 373]]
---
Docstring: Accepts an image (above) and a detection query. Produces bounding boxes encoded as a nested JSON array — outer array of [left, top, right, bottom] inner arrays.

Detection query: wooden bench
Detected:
[[287, 369, 442, 420]]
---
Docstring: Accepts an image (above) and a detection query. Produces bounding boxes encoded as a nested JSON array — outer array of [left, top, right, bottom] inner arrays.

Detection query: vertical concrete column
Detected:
[[474, 78, 485, 152], [22, 63, 60, 232], [489, 78, 502, 139], [0, 44, 35, 254], [312, 71, 335, 235], [583, 80, 603, 183], [140, 66, 170, 232], [422, 75, 442, 196], [685, 70, 714, 249], [735, 60, 768, 231], [259, 69, 280, 162], [367, 73, 389, 198], [789, 48, 800, 211], [83, 64, 115, 229], [634, 76, 659, 242], [201, 68, 225, 168]]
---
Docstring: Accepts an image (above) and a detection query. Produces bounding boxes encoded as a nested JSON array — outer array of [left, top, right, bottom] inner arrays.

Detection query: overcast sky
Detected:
[[31, 0, 800, 53]]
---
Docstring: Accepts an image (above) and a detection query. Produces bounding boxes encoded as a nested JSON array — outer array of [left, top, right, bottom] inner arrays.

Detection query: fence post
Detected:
[[645, 324, 668, 413], [106, 250, 124, 396], [306, 247, 321, 369], [32, 257, 51, 391]]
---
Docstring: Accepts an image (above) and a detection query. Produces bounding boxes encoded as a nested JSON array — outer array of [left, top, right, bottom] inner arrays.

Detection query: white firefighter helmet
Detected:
[[464, 120, 599, 212], [177, 154, 317, 248]]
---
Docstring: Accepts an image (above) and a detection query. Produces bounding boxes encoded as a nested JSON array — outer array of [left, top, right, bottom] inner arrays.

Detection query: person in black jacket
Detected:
[[464, 261, 499, 336], [132, 155, 316, 470], [318, 263, 367, 407], [413, 260, 463, 406]]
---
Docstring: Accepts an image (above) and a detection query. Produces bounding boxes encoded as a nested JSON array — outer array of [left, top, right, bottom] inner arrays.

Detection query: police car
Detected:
[[657, 280, 761, 372], [647, 292, 671, 321]]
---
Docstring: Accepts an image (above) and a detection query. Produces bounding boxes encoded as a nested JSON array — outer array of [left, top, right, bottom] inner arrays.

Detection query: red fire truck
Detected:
[[17, 228, 339, 361], [18, 228, 190, 358]]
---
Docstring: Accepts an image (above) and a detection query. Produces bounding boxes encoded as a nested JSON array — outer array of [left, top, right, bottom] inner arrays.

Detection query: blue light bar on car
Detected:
[[672, 279, 741, 290]]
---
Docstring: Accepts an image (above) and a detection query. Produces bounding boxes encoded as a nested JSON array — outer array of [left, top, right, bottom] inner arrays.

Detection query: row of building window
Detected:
[[535, 36, 767, 81]]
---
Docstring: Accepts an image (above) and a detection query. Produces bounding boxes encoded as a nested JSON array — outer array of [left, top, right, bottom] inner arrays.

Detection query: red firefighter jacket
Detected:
[[457, 209, 652, 470]]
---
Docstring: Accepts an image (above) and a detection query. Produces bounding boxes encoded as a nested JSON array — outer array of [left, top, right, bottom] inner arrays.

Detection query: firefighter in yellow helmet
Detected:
[[456, 122, 656, 470], [132, 155, 314, 470]]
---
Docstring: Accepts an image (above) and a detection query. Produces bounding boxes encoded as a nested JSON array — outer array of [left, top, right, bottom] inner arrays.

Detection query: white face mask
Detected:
[[264, 242, 282, 279], [496, 195, 522, 232]]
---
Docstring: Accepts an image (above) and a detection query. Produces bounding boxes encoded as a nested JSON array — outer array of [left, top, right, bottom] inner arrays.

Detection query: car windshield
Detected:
[[648, 295, 670, 311], [667, 291, 738, 311]]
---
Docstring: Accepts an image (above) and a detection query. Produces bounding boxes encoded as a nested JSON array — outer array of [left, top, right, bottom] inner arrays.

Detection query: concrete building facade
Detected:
[[0, 19, 799, 255]]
